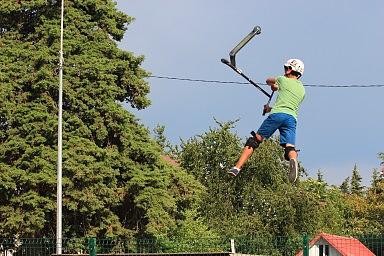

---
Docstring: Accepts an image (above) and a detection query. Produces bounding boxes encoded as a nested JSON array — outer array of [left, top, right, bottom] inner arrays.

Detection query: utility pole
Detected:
[[56, 0, 64, 254]]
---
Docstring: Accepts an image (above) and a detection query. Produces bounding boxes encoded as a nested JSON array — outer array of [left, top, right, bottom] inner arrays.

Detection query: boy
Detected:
[[228, 59, 305, 183]]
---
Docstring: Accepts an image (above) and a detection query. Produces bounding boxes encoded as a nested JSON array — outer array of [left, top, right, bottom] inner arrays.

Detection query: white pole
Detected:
[[230, 239, 236, 253], [56, 0, 64, 254]]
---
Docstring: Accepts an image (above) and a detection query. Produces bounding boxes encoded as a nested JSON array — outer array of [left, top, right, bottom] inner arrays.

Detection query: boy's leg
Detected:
[[285, 144, 299, 183], [279, 114, 299, 182], [228, 133, 264, 176], [283, 144, 298, 160], [235, 133, 264, 169], [228, 114, 279, 177]]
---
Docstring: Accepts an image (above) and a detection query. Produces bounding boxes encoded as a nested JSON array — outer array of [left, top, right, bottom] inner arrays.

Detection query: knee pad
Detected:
[[284, 146, 296, 161], [245, 132, 262, 150], [245, 137, 260, 149]]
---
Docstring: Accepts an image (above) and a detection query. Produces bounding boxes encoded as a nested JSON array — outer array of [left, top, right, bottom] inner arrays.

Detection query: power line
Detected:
[[149, 75, 241, 84], [149, 75, 384, 88]]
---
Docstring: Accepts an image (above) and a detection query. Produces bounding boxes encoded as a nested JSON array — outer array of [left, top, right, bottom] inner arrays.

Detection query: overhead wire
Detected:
[[148, 75, 384, 88]]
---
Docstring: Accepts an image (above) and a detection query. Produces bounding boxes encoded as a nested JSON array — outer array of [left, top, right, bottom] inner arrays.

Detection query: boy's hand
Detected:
[[266, 78, 279, 91], [263, 104, 272, 113]]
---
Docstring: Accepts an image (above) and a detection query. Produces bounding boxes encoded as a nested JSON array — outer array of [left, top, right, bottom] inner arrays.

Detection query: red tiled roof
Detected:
[[161, 155, 180, 167], [296, 232, 375, 256]]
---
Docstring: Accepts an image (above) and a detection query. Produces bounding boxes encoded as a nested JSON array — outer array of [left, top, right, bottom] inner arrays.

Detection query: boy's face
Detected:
[[284, 66, 292, 75]]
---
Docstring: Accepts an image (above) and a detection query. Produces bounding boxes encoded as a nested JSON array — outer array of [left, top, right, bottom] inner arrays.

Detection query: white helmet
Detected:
[[284, 59, 304, 76]]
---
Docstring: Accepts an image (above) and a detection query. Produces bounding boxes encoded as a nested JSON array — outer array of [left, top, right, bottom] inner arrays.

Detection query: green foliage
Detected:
[[160, 209, 222, 252], [350, 164, 364, 196], [298, 179, 346, 234], [176, 120, 384, 243], [0, 0, 203, 239], [340, 160, 383, 235], [340, 177, 350, 194], [1, 0, 383, 244], [370, 169, 380, 190], [178, 120, 319, 239], [365, 158, 384, 234], [172, 209, 218, 240], [316, 169, 324, 182], [153, 125, 167, 151], [379, 152, 384, 162], [152, 124, 177, 155]]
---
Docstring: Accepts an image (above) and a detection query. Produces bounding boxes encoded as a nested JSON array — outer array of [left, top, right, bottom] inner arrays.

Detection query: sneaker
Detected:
[[228, 167, 240, 177], [288, 158, 298, 183]]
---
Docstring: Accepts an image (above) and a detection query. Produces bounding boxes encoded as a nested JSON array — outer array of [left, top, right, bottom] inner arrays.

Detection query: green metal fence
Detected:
[[357, 235, 384, 256], [0, 235, 382, 256]]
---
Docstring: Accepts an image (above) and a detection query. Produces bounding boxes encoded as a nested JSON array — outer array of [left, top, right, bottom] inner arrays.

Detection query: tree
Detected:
[[177, 120, 324, 241], [177, 119, 244, 229], [370, 169, 381, 192], [163, 209, 221, 252], [296, 179, 347, 235], [365, 173, 384, 234], [380, 154, 384, 178], [364, 155, 384, 234], [153, 124, 177, 156], [340, 177, 350, 194], [0, 0, 203, 239], [176, 120, 384, 244], [316, 169, 324, 182], [350, 164, 364, 196], [153, 125, 167, 151]]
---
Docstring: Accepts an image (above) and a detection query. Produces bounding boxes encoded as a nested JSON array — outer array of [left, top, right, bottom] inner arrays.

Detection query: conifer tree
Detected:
[[340, 177, 350, 194], [350, 164, 364, 196], [0, 0, 203, 238], [316, 169, 324, 182]]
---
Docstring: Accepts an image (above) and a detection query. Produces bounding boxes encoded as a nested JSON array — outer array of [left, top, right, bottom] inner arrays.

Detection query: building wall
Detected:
[[309, 238, 341, 256]]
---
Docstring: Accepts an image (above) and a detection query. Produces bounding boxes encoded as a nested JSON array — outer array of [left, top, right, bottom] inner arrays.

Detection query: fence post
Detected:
[[88, 237, 96, 256], [303, 234, 309, 256], [230, 239, 235, 253]]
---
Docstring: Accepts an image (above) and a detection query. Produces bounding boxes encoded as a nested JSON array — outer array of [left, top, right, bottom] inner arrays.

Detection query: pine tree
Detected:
[[317, 169, 324, 182], [350, 164, 364, 196], [0, 0, 203, 238], [340, 177, 350, 194], [379, 153, 384, 178], [371, 169, 380, 192]]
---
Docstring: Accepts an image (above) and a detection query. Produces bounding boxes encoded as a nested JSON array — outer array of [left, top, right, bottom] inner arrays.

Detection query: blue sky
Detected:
[[115, 0, 384, 186]]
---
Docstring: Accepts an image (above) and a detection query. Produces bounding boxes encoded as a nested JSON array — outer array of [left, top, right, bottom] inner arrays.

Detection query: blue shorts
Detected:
[[257, 113, 297, 146]]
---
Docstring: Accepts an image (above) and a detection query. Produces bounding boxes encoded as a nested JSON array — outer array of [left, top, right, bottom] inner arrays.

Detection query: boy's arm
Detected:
[[263, 77, 278, 115], [266, 77, 279, 91]]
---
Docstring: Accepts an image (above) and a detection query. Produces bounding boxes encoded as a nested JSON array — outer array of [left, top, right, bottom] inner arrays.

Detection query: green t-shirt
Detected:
[[270, 76, 305, 119]]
